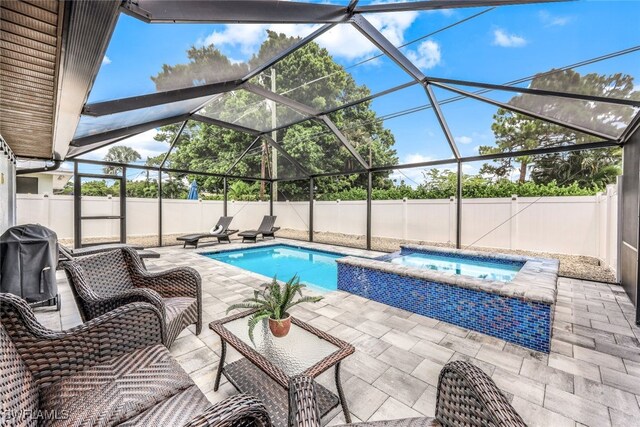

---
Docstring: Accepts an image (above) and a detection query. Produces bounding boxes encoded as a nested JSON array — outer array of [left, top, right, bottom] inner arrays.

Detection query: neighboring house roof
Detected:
[[18, 169, 72, 191], [17, 159, 72, 191], [46, 169, 73, 190]]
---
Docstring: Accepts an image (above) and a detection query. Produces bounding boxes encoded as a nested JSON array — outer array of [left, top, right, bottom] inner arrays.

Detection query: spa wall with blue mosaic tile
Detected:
[[337, 264, 552, 353]]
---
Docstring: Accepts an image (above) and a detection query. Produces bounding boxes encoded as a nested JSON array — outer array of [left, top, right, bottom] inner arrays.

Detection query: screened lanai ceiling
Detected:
[[58, 0, 640, 180]]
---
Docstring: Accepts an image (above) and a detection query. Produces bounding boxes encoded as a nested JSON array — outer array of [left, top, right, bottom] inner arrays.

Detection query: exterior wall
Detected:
[[20, 173, 53, 194], [16, 191, 619, 272], [0, 143, 16, 233], [15, 171, 73, 195]]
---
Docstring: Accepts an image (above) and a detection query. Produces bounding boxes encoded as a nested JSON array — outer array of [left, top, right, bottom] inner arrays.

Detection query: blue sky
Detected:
[[80, 1, 640, 183]]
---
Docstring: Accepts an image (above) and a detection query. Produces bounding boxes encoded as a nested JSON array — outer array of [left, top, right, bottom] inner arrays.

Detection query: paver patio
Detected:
[[37, 239, 640, 427]]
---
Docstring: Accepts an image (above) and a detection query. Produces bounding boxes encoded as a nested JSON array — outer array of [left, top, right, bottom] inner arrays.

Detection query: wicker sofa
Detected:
[[288, 361, 526, 427], [61, 247, 202, 347], [0, 293, 271, 427]]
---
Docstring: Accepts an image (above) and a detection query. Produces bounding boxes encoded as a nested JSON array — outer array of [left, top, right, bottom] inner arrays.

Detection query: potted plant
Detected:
[[226, 275, 323, 341]]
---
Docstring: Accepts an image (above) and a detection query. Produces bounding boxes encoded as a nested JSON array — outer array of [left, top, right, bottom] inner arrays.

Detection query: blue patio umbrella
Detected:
[[187, 179, 199, 200]]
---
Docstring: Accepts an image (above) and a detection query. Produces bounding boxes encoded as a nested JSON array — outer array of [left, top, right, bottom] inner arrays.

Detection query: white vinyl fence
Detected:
[[17, 184, 618, 272]]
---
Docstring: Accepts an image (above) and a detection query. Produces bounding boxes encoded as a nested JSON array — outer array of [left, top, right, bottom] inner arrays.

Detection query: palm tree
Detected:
[[103, 146, 141, 175], [228, 181, 254, 201]]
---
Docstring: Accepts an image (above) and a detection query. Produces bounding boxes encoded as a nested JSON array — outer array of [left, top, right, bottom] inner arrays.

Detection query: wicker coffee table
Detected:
[[210, 311, 355, 426]]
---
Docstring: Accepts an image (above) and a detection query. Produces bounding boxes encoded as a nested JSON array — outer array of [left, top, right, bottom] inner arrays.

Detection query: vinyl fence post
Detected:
[[367, 172, 372, 250], [45, 192, 52, 233], [270, 180, 274, 216], [158, 169, 163, 247], [223, 177, 228, 217], [449, 196, 455, 243], [120, 166, 127, 244], [456, 160, 462, 249], [605, 184, 614, 267], [309, 178, 314, 242], [403, 198, 408, 241], [510, 194, 518, 250]]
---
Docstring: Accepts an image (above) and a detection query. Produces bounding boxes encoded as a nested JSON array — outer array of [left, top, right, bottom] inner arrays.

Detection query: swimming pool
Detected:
[[383, 251, 523, 282], [204, 244, 345, 290]]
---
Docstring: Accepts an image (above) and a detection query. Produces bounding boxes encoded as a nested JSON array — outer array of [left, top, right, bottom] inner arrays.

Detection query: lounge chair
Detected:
[[238, 215, 280, 243], [59, 243, 160, 266], [177, 216, 238, 248], [289, 360, 526, 427], [0, 293, 270, 427], [61, 247, 202, 347]]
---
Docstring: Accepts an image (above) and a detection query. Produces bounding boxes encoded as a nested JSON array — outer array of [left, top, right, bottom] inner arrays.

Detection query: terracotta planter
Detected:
[[269, 314, 291, 337]]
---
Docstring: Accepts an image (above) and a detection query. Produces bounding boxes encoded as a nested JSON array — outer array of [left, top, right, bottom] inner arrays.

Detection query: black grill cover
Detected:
[[0, 224, 58, 303]]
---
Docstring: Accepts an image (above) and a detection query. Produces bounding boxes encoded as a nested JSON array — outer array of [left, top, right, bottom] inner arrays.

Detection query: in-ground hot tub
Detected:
[[337, 245, 558, 353]]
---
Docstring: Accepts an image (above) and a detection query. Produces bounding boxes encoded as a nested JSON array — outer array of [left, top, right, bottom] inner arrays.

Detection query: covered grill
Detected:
[[0, 224, 59, 310]]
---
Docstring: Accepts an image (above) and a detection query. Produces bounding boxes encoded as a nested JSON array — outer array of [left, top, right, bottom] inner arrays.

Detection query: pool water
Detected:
[[387, 251, 523, 282], [205, 244, 344, 290]]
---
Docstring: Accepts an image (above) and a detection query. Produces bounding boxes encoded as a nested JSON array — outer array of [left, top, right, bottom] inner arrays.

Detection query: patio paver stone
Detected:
[[37, 239, 640, 426]]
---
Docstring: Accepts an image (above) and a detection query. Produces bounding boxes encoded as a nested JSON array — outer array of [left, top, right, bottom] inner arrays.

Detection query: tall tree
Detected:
[[151, 31, 398, 199], [143, 148, 193, 198], [479, 70, 637, 186], [145, 153, 164, 168], [478, 110, 566, 182], [530, 148, 622, 187], [103, 146, 141, 175], [143, 153, 164, 182], [151, 45, 247, 91]]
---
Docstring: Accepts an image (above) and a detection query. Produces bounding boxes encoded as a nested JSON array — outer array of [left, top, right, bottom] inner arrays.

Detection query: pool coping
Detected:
[[198, 240, 384, 259], [336, 244, 559, 304]]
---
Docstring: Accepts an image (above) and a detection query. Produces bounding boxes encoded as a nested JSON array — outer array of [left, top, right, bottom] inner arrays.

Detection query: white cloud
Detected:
[[314, 24, 378, 61], [434, 9, 455, 17], [405, 40, 441, 71], [310, 12, 418, 61], [198, 23, 326, 58], [405, 153, 434, 164], [227, 57, 244, 65], [198, 24, 280, 56], [102, 56, 111, 65], [389, 169, 423, 187], [538, 11, 571, 27], [366, 11, 418, 47], [80, 129, 168, 163], [388, 153, 432, 187], [492, 29, 527, 48], [457, 135, 472, 144], [197, 12, 419, 63]]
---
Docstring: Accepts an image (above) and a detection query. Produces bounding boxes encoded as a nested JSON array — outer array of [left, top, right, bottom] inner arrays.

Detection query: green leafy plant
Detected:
[[226, 275, 323, 342]]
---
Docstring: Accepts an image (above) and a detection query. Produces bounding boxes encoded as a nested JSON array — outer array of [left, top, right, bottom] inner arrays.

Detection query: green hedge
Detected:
[[63, 178, 606, 200], [316, 179, 603, 201]]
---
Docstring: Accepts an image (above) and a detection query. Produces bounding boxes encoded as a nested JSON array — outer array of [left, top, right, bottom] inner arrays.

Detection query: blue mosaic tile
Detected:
[[337, 264, 551, 353]]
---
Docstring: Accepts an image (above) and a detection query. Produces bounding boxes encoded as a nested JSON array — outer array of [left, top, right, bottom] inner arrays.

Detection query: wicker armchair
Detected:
[[0, 293, 271, 427], [61, 247, 202, 347], [289, 361, 526, 427]]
